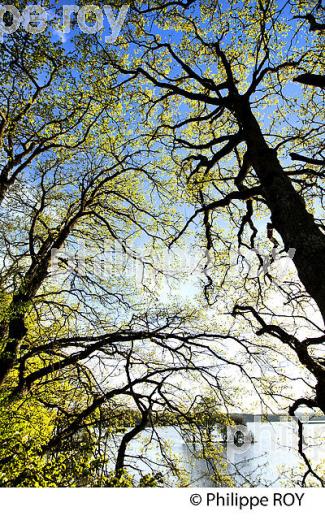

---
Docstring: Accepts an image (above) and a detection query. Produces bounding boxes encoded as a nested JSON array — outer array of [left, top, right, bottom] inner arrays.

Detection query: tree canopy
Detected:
[[0, 0, 324, 487]]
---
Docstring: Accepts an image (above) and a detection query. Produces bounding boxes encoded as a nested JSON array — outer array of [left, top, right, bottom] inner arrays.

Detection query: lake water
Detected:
[[123, 420, 325, 487]]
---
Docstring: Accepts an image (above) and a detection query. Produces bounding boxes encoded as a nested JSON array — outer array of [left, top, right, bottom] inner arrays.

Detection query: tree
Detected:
[[103, 0, 324, 416], [0, 0, 324, 487]]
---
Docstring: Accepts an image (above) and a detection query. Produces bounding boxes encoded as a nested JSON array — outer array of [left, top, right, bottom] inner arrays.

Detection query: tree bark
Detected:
[[231, 95, 325, 411], [233, 95, 325, 323], [0, 214, 80, 385], [294, 73, 325, 89], [115, 410, 149, 476]]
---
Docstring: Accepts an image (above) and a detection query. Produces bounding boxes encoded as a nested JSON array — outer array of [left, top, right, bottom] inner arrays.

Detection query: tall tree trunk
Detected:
[[0, 215, 79, 385], [232, 95, 325, 412], [0, 265, 48, 385], [234, 96, 325, 322]]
